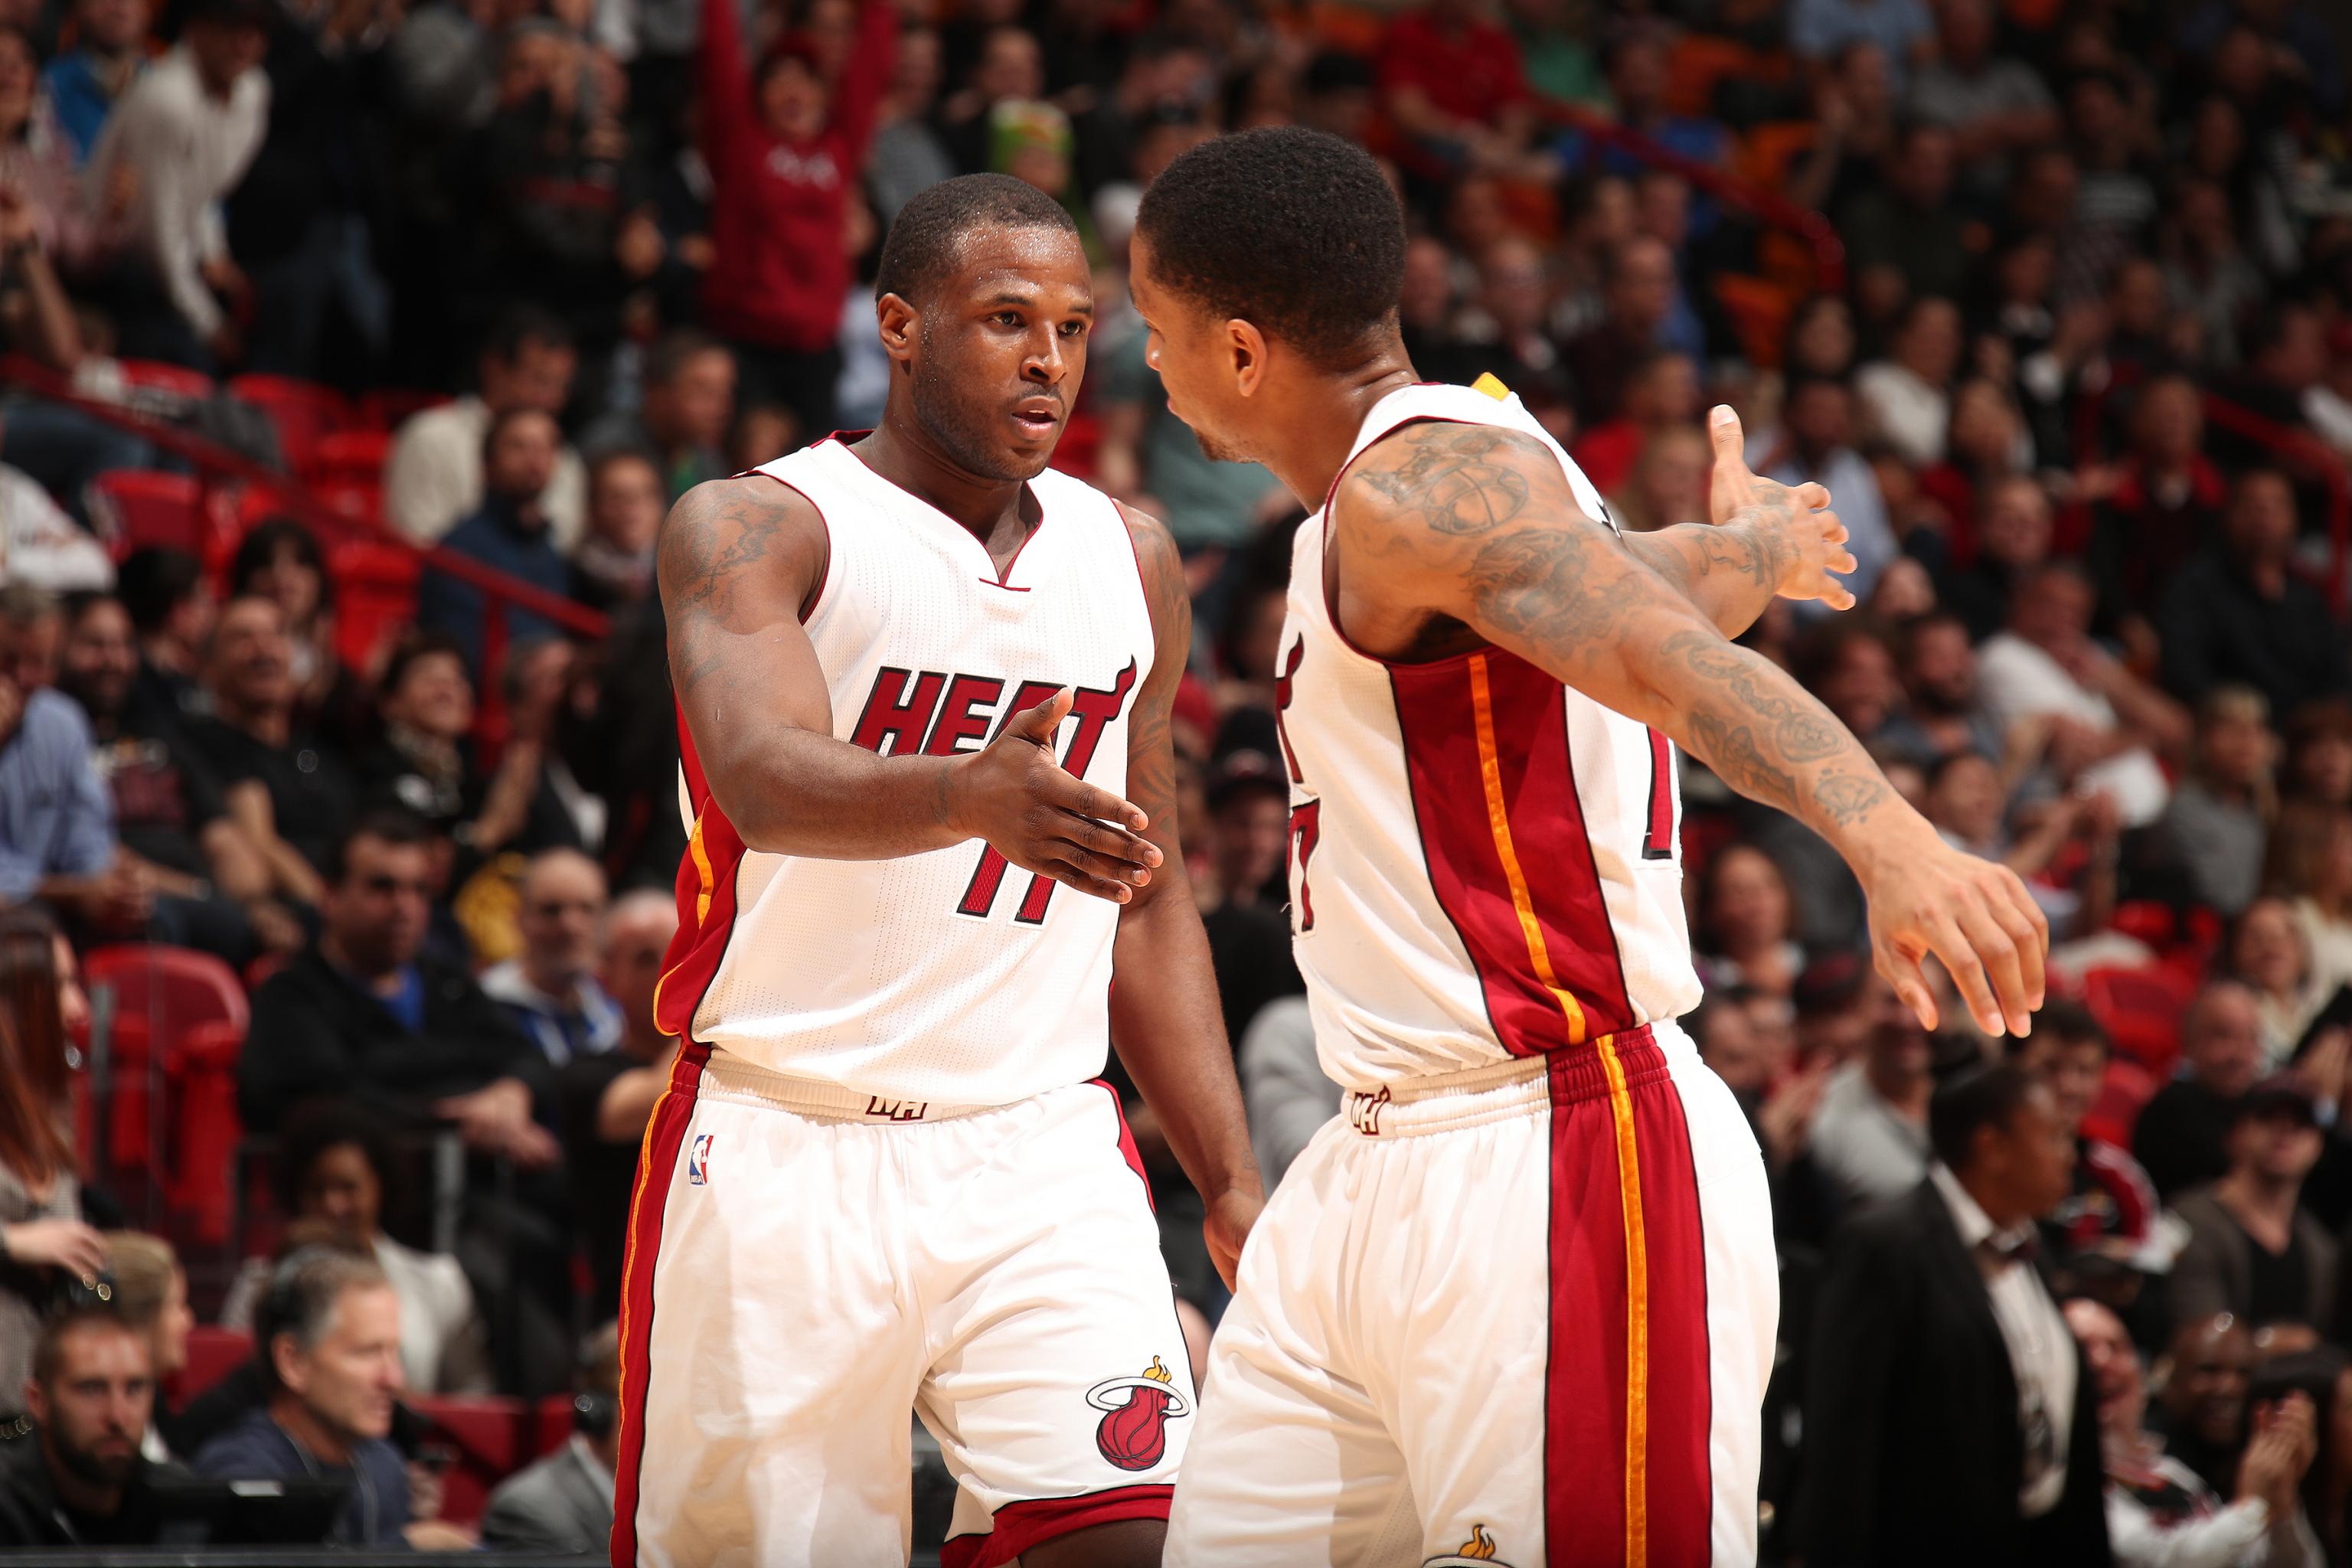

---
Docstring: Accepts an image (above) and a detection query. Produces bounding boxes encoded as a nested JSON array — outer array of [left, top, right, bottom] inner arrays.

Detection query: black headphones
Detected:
[[573, 1393, 619, 1440]]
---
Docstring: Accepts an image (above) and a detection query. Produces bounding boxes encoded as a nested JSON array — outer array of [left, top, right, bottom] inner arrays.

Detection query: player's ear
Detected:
[[875, 292, 919, 367], [1226, 318, 1267, 397]]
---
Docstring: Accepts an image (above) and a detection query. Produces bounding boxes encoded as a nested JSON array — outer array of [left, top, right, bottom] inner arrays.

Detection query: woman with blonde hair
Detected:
[[103, 1230, 196, 1459], [2265, 802, 2352, 1002]]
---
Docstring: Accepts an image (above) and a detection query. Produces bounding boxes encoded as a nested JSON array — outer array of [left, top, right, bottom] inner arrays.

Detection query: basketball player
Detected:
[[1135, 130, 2050, 1567], [614, 175, 1262, 1567]]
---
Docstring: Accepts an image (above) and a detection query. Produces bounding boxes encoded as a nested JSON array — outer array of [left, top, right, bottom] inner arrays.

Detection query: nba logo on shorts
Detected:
[[688, 1134, 714, 1186]]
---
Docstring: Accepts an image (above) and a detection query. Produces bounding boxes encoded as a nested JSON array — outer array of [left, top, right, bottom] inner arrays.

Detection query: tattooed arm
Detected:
[[1109, 503, 1264, 1285], [1334, 423, 2050, 1037], [660, 475, 1161, 900], [1619, 408, 1857, 636]]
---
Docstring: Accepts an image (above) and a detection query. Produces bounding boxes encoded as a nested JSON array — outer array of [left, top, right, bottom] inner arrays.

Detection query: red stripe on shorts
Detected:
[[937, 1483, 1174, 1568], [1544, 1030, 1713, 1567], [1092, 1078, 1154, 1213], [609, 1039, 710, 1568]]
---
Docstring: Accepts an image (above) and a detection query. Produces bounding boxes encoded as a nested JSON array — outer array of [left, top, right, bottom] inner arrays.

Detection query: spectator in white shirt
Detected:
[[2068, 1295, 2320, 1568], [1976, 562, 2190, 828], [384, 306, 588, 550], [1857, 293, 1964, 466], [83, 0, 267, 370]]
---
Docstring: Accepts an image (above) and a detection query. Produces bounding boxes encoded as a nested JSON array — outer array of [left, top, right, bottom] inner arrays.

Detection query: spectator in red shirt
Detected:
[[1374, 0, 1544, 186], [2088, 373, 2226, 630], [697, 0, 892, 443]]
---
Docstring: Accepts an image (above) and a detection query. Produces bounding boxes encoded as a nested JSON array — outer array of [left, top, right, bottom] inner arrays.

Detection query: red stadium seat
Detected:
[[90, 471, 234, 562], [307, 429, 394, 488], [531, 1393, 576, 1459], [2082, 1057, 2159, 1149], [2081, 964, 2197, 1077], [406, 1396, 529, 1527], [175, 1327, 253, 1403], [81, 946, 249, 1236], [312, 479, 384, 529], [227, 374, 350, 474], [113, 359, 215, 402], [329, 538, 422, 676]]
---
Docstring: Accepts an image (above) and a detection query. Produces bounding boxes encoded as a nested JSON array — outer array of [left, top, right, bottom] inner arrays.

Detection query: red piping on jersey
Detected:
[[834, 431, 1049, 591], [938, 1485, 1175, 1568]]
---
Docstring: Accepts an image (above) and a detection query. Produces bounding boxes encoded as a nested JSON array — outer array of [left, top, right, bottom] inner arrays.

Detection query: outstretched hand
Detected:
[[949, 689, 1162, 904], [1863, 833, 2050, 1038], [1707, 405, 1857, 612]]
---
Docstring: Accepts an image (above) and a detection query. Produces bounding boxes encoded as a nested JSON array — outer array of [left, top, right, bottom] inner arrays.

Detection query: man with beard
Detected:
[[1883, 609, 2006, 767], [1805, 969, 1938, 1214], [0, 1306, 193, 1547], [2158, 1313, 2261, 1497]]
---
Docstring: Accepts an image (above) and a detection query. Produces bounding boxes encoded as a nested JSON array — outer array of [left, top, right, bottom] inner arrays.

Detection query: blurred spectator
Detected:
[[1918, 377, 2033, 556], [194, 1248, 417, 1547], [1977, 563, 2184, 829], [414, 407, 575, 673], [2163, 178, 2265, 370], [1096, 323, 1285, 554], [1857, 294, 1963, 466], [1748, 374, 1897, 606], [2062, 74, 2158, 306], [2068, 1296, 2320, 1567], [220, 1101, 492, 1395], [181, 595, 355, 897], [866, 25, 952, 224], [2225, 897, 2328, 1065], [1880, 610, 2001, 766], [1563, 236, 1687, 422], [479, 1321, 618, 1552], [2158, 470, 2352, 722], [113, 547, 214, 730], [582, 327, 734, 500], [2018, 1003, 2156, 1266], [2171, 1076, 2335, 1334], [1793, 617, 1901, 747], [1795, 1061, 2106, 1565], [0, 583, 57, 698], [384, 308, 587, 550], [1805, 970, 1933, 1212], [556, 887, 675, 1318], [0, 1305, 191, 1547], [2087, 374, 2225, 632], [1926, 750, 2119, 936], [2136, 982, 2269, 1201], [227, 520, 369, 751], [0, 465, 113, 591], [1570, 347, 1697, 498], [238, 808, 556, 1165], [0, 909, 100, 1426], [1788, 0, 1931, 88], [1443, 236, 1571, 436], [1945, 475, 2053, 642], [2151, 687, 2278, 919], [101, 1232, 191, 1459], [82, 0, 268, 369], [39, 0, 148, 161], [2267, 805, 2352, 1005], [2282, 702, 2352, 812], [1603, 422, 1710, 535], [696, 0, 889, 439], [573, 449, 665, 614], [1904, 0, 2056, 194], [2162, 1313, 2259, 1498], [1694, 842, 1805, 998], [1838, 122, 1970, 318], [1238, 995, 1330, 1194], [483, 847, 620, 1067], [1374, 0, 1540, 187]]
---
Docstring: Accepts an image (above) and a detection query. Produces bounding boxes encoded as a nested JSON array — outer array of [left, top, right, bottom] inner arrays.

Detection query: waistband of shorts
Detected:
[[1341, 1024, 1671, 1138], [697, 1050, 999, 1124]]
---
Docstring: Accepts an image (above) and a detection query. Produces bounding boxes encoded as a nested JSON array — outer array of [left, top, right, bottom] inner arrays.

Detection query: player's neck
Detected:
[[851, 416, 1032, 550], [1274, 353, 1422, 510]]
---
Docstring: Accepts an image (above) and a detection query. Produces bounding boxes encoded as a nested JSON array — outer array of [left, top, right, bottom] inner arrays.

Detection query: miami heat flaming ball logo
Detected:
[[1086, 1357, 1191, 1471], [1423, 1524, 1516, 1566]]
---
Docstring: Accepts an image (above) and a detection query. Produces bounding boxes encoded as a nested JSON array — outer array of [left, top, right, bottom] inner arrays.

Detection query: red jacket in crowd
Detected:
[[698, 0, 893, 354]]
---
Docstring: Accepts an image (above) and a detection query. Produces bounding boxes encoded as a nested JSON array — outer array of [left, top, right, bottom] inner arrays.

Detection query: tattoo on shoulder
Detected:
[[1350, 424, 1533, 537], [660, 482, 799, 692]]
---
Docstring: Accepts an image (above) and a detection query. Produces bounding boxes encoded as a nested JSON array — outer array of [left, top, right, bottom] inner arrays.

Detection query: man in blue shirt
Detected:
[[0, 654, 152, 933], [191, 1249, 421, 1548], [39, 0, 150, 162], [416, 408, 574, 675], [480, 847, 625, 1067]]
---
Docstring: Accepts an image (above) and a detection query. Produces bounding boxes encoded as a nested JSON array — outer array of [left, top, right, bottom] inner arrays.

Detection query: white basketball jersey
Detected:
[[653, 437, 1155, 1109], [1279, 381, 1701, 1091]]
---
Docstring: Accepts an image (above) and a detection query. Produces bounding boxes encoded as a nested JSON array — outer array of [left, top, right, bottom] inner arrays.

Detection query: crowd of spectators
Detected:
[[0, 0, 2347, 1553]]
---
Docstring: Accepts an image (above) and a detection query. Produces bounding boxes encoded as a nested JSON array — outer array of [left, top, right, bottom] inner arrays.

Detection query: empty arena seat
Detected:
[[2081, 964, 2197, 1076], [329, 538, 423, 674], [82, 946, 249, 1237], [307, 429, 394, 487], [227, 374, 349, 474], [90, 471, 232, 561], [175, 1327, 253, 1403], [406, 1396, 530, 1527], [113, 358, 215, 402], [358, 387, 449, 432]]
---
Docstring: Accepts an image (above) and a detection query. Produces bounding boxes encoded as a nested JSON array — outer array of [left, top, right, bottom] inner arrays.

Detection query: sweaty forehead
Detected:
[[937, 224, 1090, 303]]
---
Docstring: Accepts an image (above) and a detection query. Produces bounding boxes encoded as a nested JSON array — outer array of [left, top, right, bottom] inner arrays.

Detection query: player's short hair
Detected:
[[874, 175, 1080, 308], [1135, 126, 1406, 370]]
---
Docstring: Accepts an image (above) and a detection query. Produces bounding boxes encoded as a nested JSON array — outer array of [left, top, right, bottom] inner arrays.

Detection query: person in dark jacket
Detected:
[[2133, 982, 2267, 1201], [415, 409, 577, 677], [0, 1305, 194, 1547], [191, 1249, 412, 1548], [237, 808, 555, 1168], [2157, 469, 2352, 722], [1794, 1060, 2110, 1567]]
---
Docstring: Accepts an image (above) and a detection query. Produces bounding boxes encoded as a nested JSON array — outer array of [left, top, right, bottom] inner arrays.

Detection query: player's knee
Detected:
[[1017, 1515, 1168, 1568]]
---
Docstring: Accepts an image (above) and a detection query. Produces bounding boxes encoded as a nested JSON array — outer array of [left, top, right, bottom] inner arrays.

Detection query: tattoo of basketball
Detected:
[[1357, 427, 1530, 536]]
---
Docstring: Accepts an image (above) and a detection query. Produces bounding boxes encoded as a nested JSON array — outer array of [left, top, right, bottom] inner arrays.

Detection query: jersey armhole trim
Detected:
[[1320, 413, 1496, 673]]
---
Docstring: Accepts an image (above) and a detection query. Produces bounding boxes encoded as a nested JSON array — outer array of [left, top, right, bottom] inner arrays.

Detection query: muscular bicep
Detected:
[[659, 475, 835, 765], [1334, 423, 1711, 725]]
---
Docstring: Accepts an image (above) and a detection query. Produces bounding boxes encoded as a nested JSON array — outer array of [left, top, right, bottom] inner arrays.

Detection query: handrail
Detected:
[[1536, 99, 1847, 296], [1, 354, 612, 642]]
